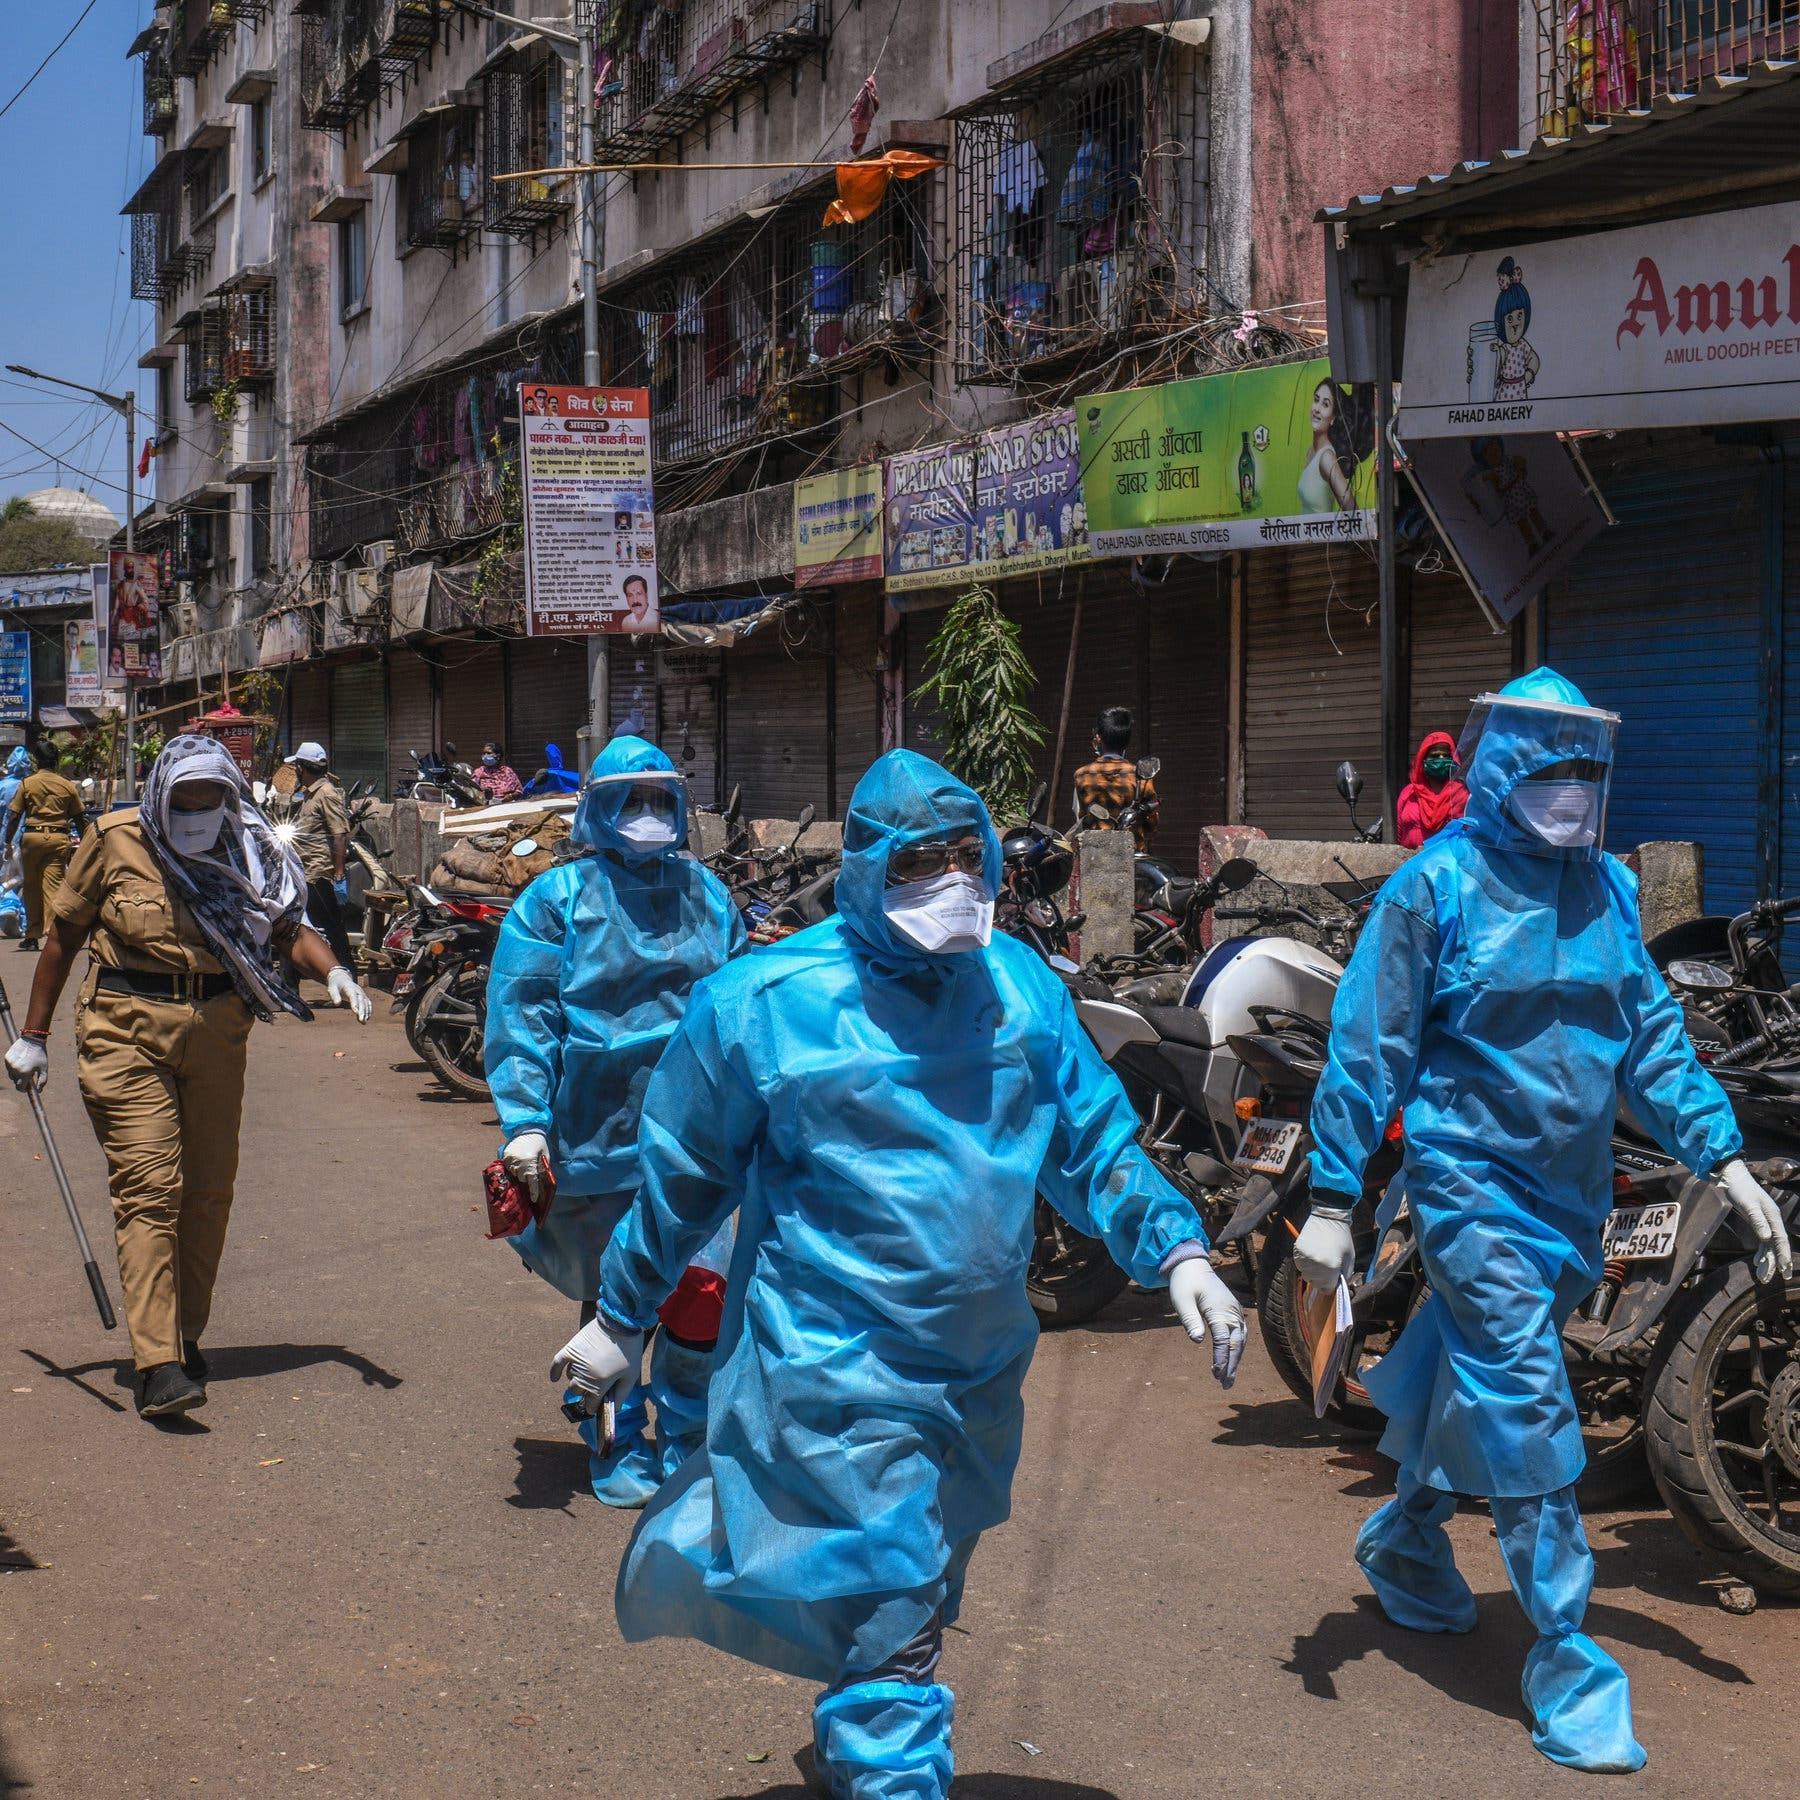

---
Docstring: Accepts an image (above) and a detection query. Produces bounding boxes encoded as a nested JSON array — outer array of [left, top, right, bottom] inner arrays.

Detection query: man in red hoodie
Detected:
[[1395, 730, 1469, 848]]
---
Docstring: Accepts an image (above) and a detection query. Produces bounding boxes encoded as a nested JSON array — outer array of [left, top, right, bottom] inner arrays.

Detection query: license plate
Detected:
[[1600, 1200, 1680, 1261], [1234, 1120, 1303, 1174]]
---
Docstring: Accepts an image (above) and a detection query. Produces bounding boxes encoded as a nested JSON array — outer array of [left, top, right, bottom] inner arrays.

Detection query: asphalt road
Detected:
[[1, 980, 1795, 1798]]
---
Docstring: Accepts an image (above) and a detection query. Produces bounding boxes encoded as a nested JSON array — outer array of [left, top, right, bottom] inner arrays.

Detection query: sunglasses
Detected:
[[887, 837, 987, 885]]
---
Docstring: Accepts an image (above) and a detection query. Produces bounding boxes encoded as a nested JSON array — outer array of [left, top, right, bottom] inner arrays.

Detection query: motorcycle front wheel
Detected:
[[1644, 1266, 1800, 1595], [414, 961, 492, 1102], [1027, 1196, 1128, 1328]]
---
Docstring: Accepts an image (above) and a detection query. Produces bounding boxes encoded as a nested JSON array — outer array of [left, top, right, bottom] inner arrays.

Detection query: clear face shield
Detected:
[[606, 772, 683, 845], [1459, 692, 1620, 853]]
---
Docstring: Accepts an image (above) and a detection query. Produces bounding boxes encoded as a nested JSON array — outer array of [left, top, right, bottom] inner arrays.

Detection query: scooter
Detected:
[[391, 883, 511, 1100]]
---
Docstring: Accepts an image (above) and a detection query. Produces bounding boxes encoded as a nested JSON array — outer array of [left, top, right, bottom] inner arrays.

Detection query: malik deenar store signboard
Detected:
[[1397, 197, 1800, 438]]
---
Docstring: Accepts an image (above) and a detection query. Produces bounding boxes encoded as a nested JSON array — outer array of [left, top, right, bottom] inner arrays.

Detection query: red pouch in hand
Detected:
[[482, 1155, 554, 1240]]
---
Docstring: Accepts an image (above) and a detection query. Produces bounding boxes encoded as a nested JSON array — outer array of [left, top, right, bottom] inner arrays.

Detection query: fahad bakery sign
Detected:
[[1398, 199, 1800, 437]]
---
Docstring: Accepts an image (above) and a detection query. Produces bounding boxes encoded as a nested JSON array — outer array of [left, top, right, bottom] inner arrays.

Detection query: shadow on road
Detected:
[[0, 1723, 34, 1793], [507, 1435, 592, 1512], [720, 1759, 1118, 1800], [1212, 1396, 1381, 1453], [0, 1524, 43, 1572], [19, 1341, 401, 1411]]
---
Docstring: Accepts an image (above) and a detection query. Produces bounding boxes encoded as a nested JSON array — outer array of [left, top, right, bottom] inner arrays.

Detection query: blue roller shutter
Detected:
[[1543, 438, 1765, 921]]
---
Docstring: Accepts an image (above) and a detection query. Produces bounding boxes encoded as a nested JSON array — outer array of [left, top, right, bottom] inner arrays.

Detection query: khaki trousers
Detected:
[[20, 830, 72, 938], [75, 981, 253, 1370]]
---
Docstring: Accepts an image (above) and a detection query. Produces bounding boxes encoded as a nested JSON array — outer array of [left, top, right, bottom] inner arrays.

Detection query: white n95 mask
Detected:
[[168, 803, 229, 856], [1512, 780, 1602, 849], [616, 809, 678, 847], [882, 870, 994, 954]]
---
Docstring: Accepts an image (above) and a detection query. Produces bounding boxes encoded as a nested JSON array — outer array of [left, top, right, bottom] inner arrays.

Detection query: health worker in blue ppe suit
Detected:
[[485, 735, 744, 1506], [550, 748, 1247, 1800], [1300, 668, 1792, 1774]]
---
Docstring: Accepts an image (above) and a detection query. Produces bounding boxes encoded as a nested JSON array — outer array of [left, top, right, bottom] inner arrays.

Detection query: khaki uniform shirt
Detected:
[[8, 768, 85, 837], [289, 776, 348, 882], [51, 812, 231, 974]]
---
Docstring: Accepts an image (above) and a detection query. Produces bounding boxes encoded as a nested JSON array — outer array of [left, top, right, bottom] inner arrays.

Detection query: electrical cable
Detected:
[[0, 0, 101, 126]]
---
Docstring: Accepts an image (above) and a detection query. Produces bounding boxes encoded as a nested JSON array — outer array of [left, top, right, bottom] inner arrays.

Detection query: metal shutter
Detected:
[[1545, 438, 1764, 918], [1145, 567, 1229, 869], [1783, 460, 1800, 902], [654, 647, 723, 810], [438, 644, 506, 764], [609, 641, 661, 746], [386, 651, 434, 798], [724, 617, 832, 820], [506, 637, 589, 786], [329, 660, 387, 796], [833, 588, 884, 812], [285, 663, 330, 757], [1408, 573, 1515, 752], [1243, 546, 1384, 838]]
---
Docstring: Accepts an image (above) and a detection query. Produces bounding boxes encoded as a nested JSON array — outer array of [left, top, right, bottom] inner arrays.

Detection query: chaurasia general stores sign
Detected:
[[1399, 200, 1800, 437], [521, 385, 658, 635]]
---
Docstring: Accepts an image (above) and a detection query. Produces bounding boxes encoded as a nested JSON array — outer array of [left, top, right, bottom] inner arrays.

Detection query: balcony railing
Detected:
[[484, 57, 571, 240], [302, 0, 444, 131], [187, 288, 277, 400], [127, 157, 214, 304], [141, 43, 177, 138], [594, 0, 831, 165], [169, 0, 233, 78], [1536, 1, 1800, 133]]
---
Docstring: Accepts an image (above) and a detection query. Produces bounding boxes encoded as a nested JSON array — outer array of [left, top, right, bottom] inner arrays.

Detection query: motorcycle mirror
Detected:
[[443, 741, 458, 759], [1665, 957, 1736, 995], [795, 802, 816, 833], [1027, 780, 1049, 825], [1215, 857, 1259, 894], [724, 784, 742, 825], [1336, 760, 1363, 805], [1136, 756, 1162, 781]]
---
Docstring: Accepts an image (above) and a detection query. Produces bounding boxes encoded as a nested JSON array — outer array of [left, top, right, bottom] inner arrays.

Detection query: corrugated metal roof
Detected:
[[1319, 58, 1800, 234]]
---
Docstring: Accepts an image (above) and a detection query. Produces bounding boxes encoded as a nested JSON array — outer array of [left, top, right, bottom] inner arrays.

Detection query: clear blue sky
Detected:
[[0, 1, 155, 524]]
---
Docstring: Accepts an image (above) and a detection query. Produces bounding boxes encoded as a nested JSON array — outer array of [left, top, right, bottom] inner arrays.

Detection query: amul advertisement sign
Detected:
[[1399, 200, 1800, 436], [1076, 358, 1376, 555], [521, 385, 658, 635]]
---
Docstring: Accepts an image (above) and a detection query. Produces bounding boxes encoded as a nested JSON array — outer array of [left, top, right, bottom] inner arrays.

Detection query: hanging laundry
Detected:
[[849, 73, 880, 155]]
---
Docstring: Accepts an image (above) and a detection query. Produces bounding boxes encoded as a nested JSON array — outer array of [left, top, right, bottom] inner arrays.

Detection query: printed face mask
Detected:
[[1422, 753, 1455, 780], [168, 802, 229, 856], [882, 870, 995, 955], [616, 807, 678, 846], [1512, 779, 1602, 848]]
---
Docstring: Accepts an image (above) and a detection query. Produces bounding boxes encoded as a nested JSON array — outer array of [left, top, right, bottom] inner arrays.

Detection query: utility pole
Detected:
[[6, 365, 139, 799], [452, 1, 608, 775]]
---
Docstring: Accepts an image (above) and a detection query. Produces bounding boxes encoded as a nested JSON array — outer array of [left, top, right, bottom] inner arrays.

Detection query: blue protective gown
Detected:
[[0, 745, 31, 845], [597, 751, 1206, 1784], [484, 737, 743, 1504], [522, 741, 581, 797], [1309, 667, 1741, 1773]]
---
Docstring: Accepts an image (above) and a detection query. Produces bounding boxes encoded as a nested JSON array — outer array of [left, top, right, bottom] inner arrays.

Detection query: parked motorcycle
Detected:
[[391, 884, 510, 1100], [998, 782, 1084, 963]]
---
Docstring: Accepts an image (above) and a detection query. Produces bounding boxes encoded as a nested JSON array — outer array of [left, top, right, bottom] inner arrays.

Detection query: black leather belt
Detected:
[[95, 966, 235, 1003]]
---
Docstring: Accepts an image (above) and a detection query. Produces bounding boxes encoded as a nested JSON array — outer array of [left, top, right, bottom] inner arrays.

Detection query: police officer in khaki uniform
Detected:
[[3, 735, 371, 1419], [4, 751, 85, 950], [285, 740, 354, 969]]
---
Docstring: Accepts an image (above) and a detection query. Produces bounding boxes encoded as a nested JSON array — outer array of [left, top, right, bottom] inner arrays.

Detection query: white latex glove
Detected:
[[1169, 1257, 1247, 1388], [550, 1316, 643, 1416], [1293, 1204, 1357, 1289], [502, 1130, 550, 1206], [326, 965, 372, 1023], [4, 1035, 46, 1092], [1718, 1158, 1794, 1283]]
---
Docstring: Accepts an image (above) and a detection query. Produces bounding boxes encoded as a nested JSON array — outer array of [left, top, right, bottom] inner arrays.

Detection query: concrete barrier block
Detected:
[[1634, 840, 1706, 938], [1074, 830, 1136, 965]]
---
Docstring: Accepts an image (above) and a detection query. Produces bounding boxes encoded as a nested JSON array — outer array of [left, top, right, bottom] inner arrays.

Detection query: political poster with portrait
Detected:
[[521, 384, 659, 636], [108, 548, 162, 682], [65, 618, 103, 706]]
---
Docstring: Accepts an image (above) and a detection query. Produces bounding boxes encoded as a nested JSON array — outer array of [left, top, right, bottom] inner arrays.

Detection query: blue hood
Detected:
[[5, 747, 31, 779], [573, 735, 687, 861], [835, 749, 1002, 965], [1461, 666, 1618, 861]]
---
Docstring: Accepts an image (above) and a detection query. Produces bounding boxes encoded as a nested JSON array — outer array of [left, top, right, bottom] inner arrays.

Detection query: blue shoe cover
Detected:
[[1355, 1468, 1477, 1634], [649, 1332, 712, 1479], [812, 1680, 953, 1800], [571, 1384, 659, 1510]]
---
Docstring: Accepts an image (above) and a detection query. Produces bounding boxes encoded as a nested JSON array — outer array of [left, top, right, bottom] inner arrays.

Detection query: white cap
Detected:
[[284, 741, 328, 766]]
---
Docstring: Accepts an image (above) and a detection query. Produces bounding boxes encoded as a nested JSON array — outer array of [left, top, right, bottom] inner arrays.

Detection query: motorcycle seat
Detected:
[[1138, 1003, 1211, 1050]]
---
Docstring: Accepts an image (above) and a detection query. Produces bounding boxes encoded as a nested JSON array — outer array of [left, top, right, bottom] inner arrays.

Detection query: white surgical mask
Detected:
[[168, 802, 229, 856], [1512, 780, 1602, 849], [616, 808, 678, 847], [882, 870, 994, 954]]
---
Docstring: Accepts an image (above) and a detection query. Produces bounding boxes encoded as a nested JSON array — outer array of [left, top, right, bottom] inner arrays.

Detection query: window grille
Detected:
[[952, 39, 1208, 385], [1535, 1, 1800, 131], [141, 39, 177, 138], [404, 107, 485, 251], [127, 159, 199, 303], [185, 307, 227, 404], [187, 145, 230, 225], [485, 58, 570, 239], [171, 508, 220, 580], [169, 0, 233, 78], [301, 0, 437, 131], [594, 0, 831, 165], [226, 287, 276, 384]]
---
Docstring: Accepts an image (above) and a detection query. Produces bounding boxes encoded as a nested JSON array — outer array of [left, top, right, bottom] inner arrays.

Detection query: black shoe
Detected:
[[16, 937, 36, 952], [136, 1362, 206, 1418], [181, 1340, 207, 1382]]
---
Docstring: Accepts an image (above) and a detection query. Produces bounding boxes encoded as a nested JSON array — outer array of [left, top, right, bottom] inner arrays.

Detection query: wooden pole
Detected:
[[1049, 571, 1087, 828]]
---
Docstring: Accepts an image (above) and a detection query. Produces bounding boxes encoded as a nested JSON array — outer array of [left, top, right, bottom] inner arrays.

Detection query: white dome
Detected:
[[19, 485, 119, 541]]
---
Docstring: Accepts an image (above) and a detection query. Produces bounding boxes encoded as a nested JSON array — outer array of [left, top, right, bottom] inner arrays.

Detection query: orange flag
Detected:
[[822, 149, 944, 227]]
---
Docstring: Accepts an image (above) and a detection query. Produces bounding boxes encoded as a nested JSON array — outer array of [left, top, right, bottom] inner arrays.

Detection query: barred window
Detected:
[[953, 40, 1208, 385], [484, 56, 570, 240], [403, 107, 483, 253]]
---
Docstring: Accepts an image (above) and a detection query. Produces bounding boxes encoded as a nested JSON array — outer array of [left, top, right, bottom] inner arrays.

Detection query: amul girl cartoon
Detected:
[[1491, 258, 1539, 402]]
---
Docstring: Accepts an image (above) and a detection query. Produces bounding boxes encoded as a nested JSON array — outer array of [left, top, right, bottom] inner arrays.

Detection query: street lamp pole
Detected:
[[5, 363, 140, 800]]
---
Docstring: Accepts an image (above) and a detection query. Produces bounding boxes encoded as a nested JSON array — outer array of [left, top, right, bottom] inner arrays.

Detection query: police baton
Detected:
[[0, 975, 115, 1329]]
